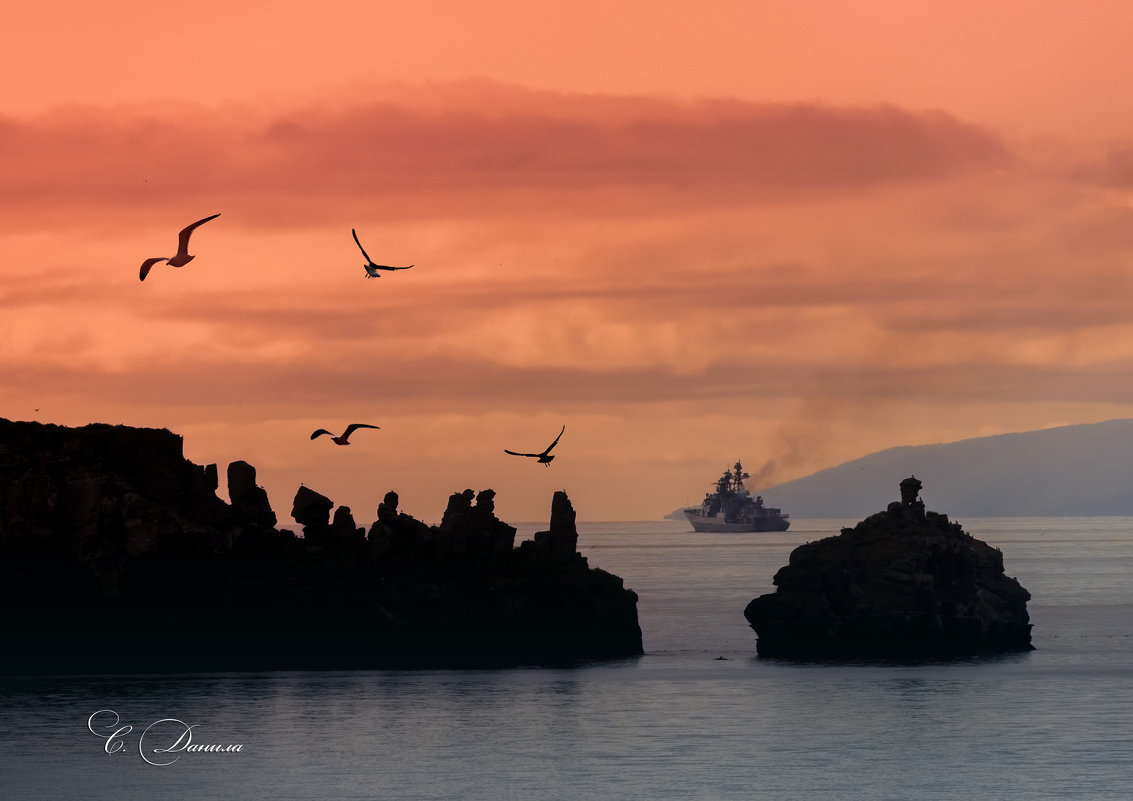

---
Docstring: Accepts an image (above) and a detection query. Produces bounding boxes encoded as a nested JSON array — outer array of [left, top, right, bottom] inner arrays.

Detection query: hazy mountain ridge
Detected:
[[754, 419, 1133, 519]]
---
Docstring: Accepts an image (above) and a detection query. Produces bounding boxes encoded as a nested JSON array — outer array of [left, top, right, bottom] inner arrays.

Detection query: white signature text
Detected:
[[88, 710, 244, 766]]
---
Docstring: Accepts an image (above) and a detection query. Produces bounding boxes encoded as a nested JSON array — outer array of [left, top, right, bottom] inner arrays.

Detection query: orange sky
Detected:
[[5, 2, 1133, 521]]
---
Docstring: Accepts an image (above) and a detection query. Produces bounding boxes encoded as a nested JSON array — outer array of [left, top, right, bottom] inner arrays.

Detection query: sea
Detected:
[[3, 517, 1132, 800]]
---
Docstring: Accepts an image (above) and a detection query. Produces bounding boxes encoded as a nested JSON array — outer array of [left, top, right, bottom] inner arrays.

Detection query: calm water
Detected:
[[3, 517, 1133, 800]]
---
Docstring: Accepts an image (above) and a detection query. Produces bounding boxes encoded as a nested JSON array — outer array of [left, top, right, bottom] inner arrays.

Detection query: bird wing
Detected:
[[311, 429, 333, 440], [139, 257, 167, 281], [542, 425, 566, 455], [374, 264, 413, 271], [176, 213, 221, 257], [504, 449, 537, 458], [352, 228, 375, 264], [343, 423, 380, 438]]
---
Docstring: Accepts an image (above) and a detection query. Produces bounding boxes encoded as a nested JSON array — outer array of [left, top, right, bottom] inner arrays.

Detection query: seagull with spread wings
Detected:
[[310, 423, 381, 445], [139, 213, 221, 281], [505, 425, 565, 466], [352, 228, 413, 278]]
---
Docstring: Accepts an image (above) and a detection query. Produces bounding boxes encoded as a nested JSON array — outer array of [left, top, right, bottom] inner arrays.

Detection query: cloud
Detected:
[[0, 84, 1010, 232], [1075, 144, 1133, 188], [8, 83, 1133, 520], [8, 327, 1133, 422]]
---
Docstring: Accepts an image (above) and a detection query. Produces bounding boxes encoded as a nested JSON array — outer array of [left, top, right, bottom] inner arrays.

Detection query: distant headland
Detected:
[[752, 418, 1133, 518], [0, 418, 643, 672]]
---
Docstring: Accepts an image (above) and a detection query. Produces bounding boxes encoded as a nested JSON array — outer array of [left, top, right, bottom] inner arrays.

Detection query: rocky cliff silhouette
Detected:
[[0, 419, 642, 672]]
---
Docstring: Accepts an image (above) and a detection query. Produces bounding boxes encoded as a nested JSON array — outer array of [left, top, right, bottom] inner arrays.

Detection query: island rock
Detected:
[[744, 477, 1033, 658]]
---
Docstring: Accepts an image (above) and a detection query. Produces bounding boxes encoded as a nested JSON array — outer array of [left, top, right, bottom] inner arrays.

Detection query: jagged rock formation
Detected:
[[0, 418, 642, 672], [228, 460, 278, 529], [744, 477, 1033, 659]]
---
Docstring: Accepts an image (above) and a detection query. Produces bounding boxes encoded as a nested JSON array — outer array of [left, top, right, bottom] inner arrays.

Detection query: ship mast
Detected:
[[730, 461, 751, 497]]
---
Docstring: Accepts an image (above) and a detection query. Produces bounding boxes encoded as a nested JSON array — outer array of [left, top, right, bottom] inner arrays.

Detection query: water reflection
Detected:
[[756, 649, 1035, 669]]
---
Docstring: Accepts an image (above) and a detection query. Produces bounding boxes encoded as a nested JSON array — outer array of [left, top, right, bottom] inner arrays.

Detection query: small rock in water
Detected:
[[744, 476, 1033, 659]]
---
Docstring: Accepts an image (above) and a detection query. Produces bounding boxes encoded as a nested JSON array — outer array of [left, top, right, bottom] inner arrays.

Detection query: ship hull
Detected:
[[684, 510, 790, 533]]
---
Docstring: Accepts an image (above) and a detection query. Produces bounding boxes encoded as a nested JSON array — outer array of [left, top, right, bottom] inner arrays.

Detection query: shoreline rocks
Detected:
[[0, 418, 642, 672], [744, 477, 1034, 659]]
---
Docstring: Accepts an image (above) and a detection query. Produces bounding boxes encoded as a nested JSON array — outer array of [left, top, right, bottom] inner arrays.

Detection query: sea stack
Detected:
[[744, 476, 1033, 658]]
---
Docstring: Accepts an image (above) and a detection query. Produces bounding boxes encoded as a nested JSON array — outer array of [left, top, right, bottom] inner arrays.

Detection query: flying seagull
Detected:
[[504, 425, 565, 467], [310, 423, 381, 445], [352, 228, 413, 278], [139, 213, 221, 281]]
